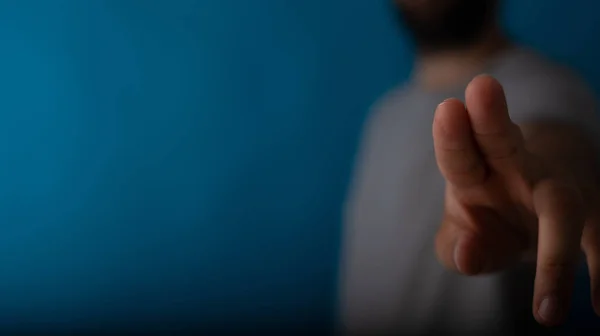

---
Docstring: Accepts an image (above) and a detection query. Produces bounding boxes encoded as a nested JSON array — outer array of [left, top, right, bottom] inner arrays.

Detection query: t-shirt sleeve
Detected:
[[503, 69, 600, 144]]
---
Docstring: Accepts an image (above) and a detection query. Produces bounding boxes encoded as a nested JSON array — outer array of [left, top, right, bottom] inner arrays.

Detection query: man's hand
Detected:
[[432, 75, 600, 326]]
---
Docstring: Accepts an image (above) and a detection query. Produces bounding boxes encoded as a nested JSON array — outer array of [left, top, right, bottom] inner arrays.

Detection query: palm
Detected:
[[432, 75, 600, 327]]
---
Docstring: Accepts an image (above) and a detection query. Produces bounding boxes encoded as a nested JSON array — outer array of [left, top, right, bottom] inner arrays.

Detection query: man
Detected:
[[338, 0, 600, 334]]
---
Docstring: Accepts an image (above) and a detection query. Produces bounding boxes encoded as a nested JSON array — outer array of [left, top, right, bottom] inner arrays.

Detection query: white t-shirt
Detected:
[[338, 47, 598, 335]]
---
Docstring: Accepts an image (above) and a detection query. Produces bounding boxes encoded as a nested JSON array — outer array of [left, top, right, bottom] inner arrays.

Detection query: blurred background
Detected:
[[0, 0, 598, 333]]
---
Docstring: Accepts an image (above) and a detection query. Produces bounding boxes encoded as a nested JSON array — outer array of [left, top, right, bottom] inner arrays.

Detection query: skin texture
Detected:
[[432, 75, 600, 326]]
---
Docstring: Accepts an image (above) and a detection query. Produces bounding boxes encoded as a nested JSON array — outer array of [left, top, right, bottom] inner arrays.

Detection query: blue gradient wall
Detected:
[[0, 0, 597, 332]]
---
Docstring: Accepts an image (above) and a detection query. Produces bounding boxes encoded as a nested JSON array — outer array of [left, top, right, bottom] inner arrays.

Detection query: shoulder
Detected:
[[495, 48, 596, 110], [371, 84, 412, 116], [493, 47, 597, 126], [362, 84, 414, 133]]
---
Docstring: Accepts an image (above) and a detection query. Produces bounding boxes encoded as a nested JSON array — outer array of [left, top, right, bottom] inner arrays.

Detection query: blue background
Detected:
[[0, 0, 598, 333]]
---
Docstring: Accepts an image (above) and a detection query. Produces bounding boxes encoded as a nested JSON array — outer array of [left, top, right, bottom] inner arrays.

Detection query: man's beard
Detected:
[[395, 0, 498, 53]]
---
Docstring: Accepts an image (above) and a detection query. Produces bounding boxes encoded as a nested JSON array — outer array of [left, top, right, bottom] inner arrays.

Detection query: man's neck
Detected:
[[413, 30, 512, 91]]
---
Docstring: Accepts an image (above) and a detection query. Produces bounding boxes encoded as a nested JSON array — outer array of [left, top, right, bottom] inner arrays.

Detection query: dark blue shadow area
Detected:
[[0, 0, 598, 333], [562, 265, 600, 334]]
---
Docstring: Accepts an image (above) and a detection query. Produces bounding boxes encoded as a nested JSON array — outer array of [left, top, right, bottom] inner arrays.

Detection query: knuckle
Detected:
[[446, 168, 485, 187], [538, 259, 573, 277], [441, 154, 486, 187]]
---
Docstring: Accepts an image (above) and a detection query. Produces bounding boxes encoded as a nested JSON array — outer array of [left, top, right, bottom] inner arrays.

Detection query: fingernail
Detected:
[[453, 243, 464, 273], [538, 296, 562, 323]]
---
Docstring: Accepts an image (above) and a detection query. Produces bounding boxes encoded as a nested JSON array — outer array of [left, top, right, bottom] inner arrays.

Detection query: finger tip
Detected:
[[534, 315, 563, 328], [438, 97, 464, 107], [435, 98, 465, 118], [465, 74, 505, 112], [454, 235, 484, 276], [534, 296, 566, 327], [467, 74, 500, 91], [433, 98, 469, 136], [533, 287, 575, 328]]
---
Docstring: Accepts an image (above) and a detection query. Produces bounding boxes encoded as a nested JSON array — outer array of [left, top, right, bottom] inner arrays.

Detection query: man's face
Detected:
[[394, 0, 499, 52]]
